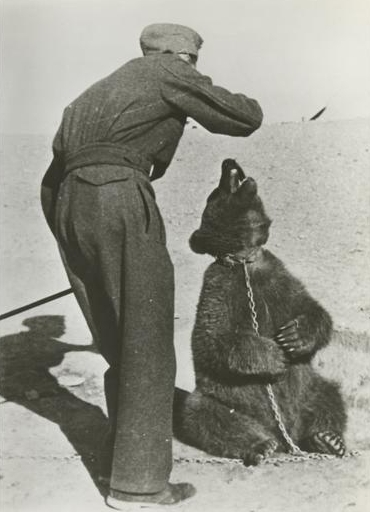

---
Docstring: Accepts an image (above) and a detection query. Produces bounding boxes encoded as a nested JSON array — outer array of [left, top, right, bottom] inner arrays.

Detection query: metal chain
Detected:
[[2, 451, 359, 465], [243, 264, 260, 336], [242, 261, 334, 461], [1, 453, 82, 461], [174, 449, 360, 467], [265, 384, 304, 455]]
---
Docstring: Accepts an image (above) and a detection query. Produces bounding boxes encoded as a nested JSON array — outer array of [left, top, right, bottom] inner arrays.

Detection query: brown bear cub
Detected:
[[174, 159, 346, 465]]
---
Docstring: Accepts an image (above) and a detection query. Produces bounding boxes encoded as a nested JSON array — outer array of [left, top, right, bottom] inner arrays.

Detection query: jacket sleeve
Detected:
[[40, 123, 64, 234], [159, 57, 263, 136]]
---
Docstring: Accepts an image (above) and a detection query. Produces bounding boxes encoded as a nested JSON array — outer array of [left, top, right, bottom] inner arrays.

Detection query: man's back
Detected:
[[59, 55, 185, 161]]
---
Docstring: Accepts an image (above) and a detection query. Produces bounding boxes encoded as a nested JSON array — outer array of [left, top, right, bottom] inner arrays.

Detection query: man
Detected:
[[41, 23, 263, 509]]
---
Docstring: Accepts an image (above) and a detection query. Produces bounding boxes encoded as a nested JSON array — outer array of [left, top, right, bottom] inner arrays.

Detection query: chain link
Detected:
[[265, 383, 304, 455], [1, 453, 82, 461], [174, 449, 360, 467], [2, 451, 359, 466], [243, 264, 260, 336]]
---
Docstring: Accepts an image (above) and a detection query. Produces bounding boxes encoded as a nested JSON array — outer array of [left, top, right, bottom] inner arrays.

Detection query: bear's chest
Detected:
[[230, 269, 293, 337]]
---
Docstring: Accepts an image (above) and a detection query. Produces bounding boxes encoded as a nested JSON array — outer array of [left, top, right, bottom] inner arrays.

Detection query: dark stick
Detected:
[[309, 106, 326, 121], [0, 288, 73, 321]]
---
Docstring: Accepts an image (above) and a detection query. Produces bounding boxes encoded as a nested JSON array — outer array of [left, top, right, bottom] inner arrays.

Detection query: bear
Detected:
[[174, 158, 347, 465]]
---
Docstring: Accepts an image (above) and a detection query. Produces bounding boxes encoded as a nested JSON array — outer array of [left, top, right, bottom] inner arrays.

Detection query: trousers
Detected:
[[54, 165, 175, 494]]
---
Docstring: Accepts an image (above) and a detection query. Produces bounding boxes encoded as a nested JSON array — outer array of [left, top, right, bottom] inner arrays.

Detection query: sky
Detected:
[[1, 0, 370, 134]]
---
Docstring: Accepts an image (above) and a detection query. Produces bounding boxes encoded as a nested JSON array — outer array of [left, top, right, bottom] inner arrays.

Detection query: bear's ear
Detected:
[[219, 159, 245, 194]]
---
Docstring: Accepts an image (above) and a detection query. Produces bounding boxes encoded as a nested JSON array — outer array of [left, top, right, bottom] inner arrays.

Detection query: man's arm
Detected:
[[159, 57, 263, 136]]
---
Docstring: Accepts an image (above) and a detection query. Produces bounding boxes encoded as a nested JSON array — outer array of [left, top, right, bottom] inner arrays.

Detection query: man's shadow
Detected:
[[0, 314, 109, 495]]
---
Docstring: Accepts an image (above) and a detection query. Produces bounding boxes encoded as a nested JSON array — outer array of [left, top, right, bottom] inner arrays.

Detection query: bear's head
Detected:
[[189, 159, 271, 261]]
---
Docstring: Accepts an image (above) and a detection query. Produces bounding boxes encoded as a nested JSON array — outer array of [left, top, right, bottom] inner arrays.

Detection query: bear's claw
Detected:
[[275, 315, 316, 359], [309, 431, 346, 457]]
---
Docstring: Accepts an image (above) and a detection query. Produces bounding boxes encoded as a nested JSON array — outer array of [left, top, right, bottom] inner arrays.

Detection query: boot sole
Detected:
[[106, 493, 195, 509]]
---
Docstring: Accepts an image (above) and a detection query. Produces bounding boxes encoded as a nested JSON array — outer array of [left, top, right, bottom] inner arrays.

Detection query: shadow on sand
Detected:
[[0, 315, 109, 496]]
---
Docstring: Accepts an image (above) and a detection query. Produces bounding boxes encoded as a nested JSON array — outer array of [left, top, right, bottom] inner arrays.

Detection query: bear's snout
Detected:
[[221, 159, 246, 181], [240, 176, 257, 194], [234, 176, 257, 205]]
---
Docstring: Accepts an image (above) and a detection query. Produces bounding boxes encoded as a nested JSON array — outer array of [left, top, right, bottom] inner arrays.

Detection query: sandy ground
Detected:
[[0, 118, 370, 511]]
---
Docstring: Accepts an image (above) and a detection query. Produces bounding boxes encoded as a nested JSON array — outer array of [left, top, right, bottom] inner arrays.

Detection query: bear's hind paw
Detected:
[[309, 431, 346, 457], [244, 438, 278, 466]]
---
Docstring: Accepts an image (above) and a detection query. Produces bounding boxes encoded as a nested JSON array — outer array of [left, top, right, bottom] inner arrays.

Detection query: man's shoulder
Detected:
[[108, 54, 175, 79], [117, 53, 178, 67], [64, 54, 188, 110]]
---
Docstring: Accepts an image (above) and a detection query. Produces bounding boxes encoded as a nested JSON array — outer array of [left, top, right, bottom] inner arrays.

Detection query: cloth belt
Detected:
[[64, 142, 152, 176]]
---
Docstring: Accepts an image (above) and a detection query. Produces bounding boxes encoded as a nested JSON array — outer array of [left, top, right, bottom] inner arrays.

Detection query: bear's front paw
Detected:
[[243, 438, 278, 466], [275, 315, 315, 359], [265, 344, 288, 376]]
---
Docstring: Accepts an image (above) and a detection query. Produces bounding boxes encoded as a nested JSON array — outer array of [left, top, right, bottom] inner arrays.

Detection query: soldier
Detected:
[[41, 23, 263, 509]]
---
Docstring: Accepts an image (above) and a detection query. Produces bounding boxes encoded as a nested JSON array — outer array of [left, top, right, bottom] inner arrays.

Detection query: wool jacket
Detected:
[[41, 53, 263, 228]]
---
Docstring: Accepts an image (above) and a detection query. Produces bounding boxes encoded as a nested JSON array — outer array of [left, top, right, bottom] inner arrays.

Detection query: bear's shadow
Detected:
[[0, 314, 109, 496]]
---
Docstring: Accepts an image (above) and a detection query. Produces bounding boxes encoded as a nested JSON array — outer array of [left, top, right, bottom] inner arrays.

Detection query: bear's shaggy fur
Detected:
[[174, 159, 347, 465]]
